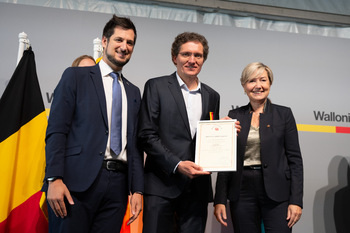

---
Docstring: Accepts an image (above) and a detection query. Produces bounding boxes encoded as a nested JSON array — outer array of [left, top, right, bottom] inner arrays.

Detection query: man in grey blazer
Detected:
[[42, 15, 143, 233], [138, 32, 220, 233]]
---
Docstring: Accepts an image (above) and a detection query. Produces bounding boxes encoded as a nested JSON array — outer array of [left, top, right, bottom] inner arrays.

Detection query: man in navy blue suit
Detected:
[[42, 15, 144, 233]]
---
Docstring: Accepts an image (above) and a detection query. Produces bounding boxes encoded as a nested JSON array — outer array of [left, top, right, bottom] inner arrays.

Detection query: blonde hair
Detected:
[[71, 55, 95, 67], [240, 62, 273, 86]]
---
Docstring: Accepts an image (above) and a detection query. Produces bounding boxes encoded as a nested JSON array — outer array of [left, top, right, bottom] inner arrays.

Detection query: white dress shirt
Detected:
[[173, 73, 202, 173], [176, 73, 202, 139], [99, 60, 128, 162]]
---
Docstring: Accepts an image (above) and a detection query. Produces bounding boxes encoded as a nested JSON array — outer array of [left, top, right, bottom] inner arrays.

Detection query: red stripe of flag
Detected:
[[0, 191, 48, 233]]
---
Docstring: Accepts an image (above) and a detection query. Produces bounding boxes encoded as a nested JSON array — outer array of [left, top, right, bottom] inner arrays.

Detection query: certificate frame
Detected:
[[195, 120, 237, 172]]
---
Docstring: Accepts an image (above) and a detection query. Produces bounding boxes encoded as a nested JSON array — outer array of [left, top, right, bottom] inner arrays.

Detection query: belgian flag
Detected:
[[0, 47, 48, 232]]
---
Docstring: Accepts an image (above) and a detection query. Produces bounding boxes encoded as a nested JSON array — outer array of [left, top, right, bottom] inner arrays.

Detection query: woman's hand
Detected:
[[220, 116, 241, 135], [287, 204, 302, 228]]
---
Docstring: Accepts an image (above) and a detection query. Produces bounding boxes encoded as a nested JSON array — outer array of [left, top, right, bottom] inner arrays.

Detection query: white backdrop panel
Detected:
[[1, 2, 350, 233]]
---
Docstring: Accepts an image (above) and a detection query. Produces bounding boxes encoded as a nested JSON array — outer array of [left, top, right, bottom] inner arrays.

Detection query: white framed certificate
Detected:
[[195, 120, 237, 172]]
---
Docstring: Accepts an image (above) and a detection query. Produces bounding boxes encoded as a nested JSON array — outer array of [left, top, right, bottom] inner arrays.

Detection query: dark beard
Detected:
[[106, 52, 130, 68]]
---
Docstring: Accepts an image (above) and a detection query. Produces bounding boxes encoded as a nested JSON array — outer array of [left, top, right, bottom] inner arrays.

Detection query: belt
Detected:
[[102, 160, 128, 173], [244, 165, 262, 170]]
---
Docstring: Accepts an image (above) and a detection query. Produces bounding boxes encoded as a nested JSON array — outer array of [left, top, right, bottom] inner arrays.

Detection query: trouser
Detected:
[[143, 189, 208, 233], [47, 168, 128, 233], [230, 168, 291, 233]]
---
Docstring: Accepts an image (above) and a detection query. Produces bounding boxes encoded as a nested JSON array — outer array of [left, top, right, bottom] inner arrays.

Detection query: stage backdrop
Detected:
[[1, 2, 350, 233]]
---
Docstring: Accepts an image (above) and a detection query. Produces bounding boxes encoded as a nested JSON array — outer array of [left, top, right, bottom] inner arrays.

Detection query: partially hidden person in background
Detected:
[[71, 54, 96, 67], [214, 62, 303, 233], [42, 14, 144, 233]]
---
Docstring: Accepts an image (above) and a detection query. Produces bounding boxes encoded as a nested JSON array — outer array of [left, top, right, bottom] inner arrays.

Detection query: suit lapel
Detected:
[[238, 106, 252, 152], [121, 75, 133, 129], [168, 74, 191, 136], [200, 85, 209, 120], [90, 65, 108, 127], [121, 74, 131, 105], [259, 104, 273, 143]]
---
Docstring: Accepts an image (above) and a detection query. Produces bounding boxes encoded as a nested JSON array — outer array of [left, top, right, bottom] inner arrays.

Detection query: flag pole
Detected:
[[93, 37, 102, 61], [17, 32, 30, 65]]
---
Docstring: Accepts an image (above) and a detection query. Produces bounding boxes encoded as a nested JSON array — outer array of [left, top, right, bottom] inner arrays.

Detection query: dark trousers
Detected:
[[47, 168, 128, 233], [143, 189, 208, 233], [229, 169, 291, 233]]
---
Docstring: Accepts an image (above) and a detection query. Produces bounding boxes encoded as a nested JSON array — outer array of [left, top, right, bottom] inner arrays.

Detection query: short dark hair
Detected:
[[171, 32, 209, 61], [102, 14, 137, 44]]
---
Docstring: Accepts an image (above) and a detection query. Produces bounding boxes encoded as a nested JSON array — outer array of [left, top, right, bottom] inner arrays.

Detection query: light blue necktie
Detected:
[[110, 72, 122, 155]]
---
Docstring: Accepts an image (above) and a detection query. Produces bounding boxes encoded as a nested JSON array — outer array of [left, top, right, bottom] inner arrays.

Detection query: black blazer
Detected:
[[138, 72, 220, 202], [215, 100, 303, 207], [42, 64, 144, 194]]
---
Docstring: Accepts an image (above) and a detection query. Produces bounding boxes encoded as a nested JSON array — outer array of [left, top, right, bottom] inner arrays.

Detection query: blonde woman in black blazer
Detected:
[[214, 62, 303, 233]]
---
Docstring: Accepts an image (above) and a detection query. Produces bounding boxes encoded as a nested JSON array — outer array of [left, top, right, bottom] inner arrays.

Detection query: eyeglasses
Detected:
[[179, 52, 203, 59]]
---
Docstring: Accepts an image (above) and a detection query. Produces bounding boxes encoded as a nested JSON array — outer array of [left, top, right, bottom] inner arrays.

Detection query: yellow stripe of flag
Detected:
[[0, 111, 47, 222]]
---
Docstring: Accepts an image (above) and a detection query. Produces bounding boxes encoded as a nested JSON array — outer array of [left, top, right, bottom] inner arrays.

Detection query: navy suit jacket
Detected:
[[42, 64, 143, 194], [138, 72, 220, 202], [215, 100, 303, 208]]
